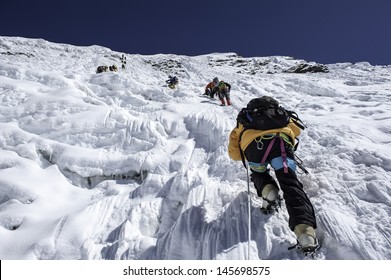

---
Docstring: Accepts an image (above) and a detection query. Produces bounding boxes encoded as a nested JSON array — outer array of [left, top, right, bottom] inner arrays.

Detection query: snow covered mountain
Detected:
[[0, 36, 390, 260]]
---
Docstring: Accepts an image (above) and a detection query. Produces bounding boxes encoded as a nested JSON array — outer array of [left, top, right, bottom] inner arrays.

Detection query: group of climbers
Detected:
[[96, 65, 118, 73], [164, 75, 232, 106], [203, 77, 232, 106], [96, 54, 126, 73]]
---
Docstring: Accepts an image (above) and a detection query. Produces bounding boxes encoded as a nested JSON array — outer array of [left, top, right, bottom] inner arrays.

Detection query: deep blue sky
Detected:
[[1, 0, 391, 65]]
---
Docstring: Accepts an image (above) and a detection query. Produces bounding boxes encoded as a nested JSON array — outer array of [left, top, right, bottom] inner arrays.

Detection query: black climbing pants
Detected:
[[244, 137, 317, 230]]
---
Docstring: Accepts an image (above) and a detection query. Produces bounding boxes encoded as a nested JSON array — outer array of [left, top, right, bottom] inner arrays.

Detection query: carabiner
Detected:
[[255, 137, 264, 150]]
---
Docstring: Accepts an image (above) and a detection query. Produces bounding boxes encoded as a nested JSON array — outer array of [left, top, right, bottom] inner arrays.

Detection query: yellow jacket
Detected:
[[228, 121, 301, 161]]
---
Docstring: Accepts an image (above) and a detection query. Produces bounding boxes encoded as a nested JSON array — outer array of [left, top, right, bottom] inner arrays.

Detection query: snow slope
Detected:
[[0, 37, 390, 260]]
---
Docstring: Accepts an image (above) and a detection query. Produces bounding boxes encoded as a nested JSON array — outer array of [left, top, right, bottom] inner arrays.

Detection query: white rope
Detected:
[[246, 163, 252, 260]]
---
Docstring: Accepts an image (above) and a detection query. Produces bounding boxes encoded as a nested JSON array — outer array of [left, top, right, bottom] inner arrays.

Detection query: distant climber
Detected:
[[121, 54, 127, 70], [215, 80, 231, 106], [109, 65, 118, 72], [96, 65, 108, 73], [204, 77, 220, 98], [166, 75, 179, 89]]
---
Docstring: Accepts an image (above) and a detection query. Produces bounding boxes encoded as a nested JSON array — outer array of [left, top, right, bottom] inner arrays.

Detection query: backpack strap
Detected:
[[238, 127, 248, 169]]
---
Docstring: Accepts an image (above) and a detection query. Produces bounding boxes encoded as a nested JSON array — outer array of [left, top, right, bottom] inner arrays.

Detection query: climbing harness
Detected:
[[258, 133, 292, 174]]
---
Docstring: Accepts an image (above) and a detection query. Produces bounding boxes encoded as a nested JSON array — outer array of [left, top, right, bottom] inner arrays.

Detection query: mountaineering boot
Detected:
[[260, 184, 281, 214], [293, 224, 319, 254], [220, 99, 226, 106], [226, 99, 231, 106]]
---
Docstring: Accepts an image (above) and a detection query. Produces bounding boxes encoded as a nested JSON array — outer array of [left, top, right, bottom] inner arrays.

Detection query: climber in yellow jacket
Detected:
[[228, 96, 318, 254]]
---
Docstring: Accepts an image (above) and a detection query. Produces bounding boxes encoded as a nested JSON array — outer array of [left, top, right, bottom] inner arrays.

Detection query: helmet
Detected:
[[213, 77, 219, 83]]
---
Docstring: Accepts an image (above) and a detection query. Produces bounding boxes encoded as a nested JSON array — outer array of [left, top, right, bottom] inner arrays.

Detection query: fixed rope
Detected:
[[246, 162, 252, 260]]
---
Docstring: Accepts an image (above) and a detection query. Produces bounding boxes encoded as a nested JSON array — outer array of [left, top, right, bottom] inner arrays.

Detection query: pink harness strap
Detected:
[[260, 137, 276, 163], [260, 134, 289, 174]]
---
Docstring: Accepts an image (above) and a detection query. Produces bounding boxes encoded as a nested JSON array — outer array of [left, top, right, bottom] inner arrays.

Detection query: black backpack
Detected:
[[236, 96, 306, 131], [236, 96, 309, 173]]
